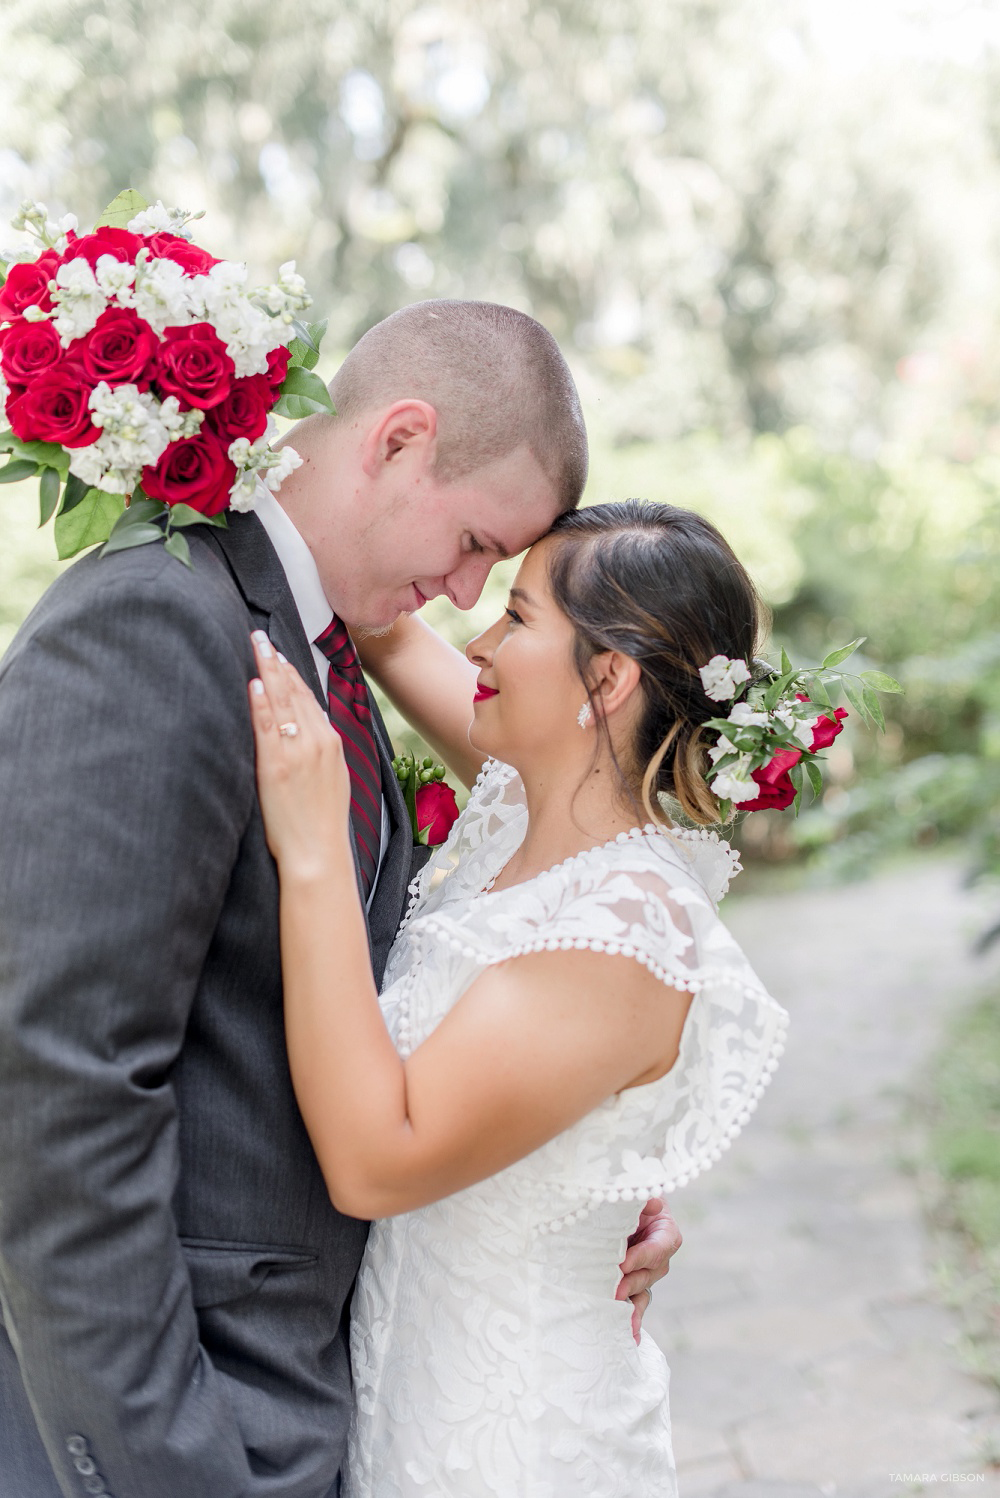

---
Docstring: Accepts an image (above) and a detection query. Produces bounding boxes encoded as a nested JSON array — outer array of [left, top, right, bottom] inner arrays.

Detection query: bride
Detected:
[[247, 499, 788, 1496]]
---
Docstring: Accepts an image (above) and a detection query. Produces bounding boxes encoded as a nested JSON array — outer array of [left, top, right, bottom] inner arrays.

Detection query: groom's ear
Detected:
[[361, 400, 439, 477], [590, 650, 643, 721]]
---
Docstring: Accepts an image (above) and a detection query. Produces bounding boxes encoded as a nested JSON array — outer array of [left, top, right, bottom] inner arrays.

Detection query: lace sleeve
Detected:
[[408, 836, 788, 1229]]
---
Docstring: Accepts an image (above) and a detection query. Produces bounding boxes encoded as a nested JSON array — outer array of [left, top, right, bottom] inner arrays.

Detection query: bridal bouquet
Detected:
[[0, 190, 333, 566], [701, 640, 902, 816]]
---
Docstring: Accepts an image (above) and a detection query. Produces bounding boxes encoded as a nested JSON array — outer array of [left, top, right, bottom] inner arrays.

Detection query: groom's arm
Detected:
[[0, 547, 257, 1498]]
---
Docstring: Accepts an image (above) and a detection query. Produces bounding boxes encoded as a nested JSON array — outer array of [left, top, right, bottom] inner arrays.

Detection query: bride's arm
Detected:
[[354, 614, 485, 789], [249, 639, 691, 1220]]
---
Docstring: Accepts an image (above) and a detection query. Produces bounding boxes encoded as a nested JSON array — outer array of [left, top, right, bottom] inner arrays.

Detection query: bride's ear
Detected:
[[588, 651, 642, 721]]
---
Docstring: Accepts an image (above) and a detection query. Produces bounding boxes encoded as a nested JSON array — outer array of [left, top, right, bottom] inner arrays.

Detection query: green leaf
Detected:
[[806, 674, 833, 711], [763, 670, 796, 711], [58, 472, 91, 515], [788, 759, 804, 795], [117, 497, 167, 526], [0, 458, 39, 483], [166, 503, 227, 529], [0, 431, 70, 473], [273, 366, 334, 419], [821, 637, 866, 669], [101, 523, 163, 556], [163, 530, 192, 567], [780, 646, 792, 676], [94, 188, 149, 230], [860, 670, 903, 694], [54, 488, 124, 559], [862, 685, 886, 732], [806, 759, 824, 798], [38, 466, 61, 524], [843, 679, 869, 724], [287, 317, 329, 371]]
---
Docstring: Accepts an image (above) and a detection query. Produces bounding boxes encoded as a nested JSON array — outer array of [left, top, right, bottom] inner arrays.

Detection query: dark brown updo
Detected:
[[546, 500, 764, 826]]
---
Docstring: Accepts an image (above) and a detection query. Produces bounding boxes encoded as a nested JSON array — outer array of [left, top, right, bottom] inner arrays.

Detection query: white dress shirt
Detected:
[[254, 488, 390, 910]]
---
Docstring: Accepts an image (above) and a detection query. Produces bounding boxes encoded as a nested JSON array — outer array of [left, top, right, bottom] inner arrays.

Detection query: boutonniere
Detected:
[[392, 751, 460, 847]]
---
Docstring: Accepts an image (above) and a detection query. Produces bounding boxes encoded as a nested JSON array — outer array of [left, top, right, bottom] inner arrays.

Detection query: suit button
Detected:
[[66, 1435, 88, 1456], [74, 1456, 97, 1475], [82, 1478, 107, 1495]]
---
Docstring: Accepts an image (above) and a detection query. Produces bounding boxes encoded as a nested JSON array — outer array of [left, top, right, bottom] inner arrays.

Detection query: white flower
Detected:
[[263, 443, 302, 491], [712, 765, 759, 804], [1, 245, 40, 265], [22, 304, 51, 323], [0, 370, 10, 419], [790, 714, 821, 749], [158, 396, 204, 439], [699, 654, 752, 701], [727, 701, 769, 729], [94, 254, 136, 305], [51, 258, 107, 343], [228, 471, 261, 513], [127, 200, 198, 237], [131, 256, 192, 333], [67, 442, 109, 490], [253, 259, 312, 322], [707, 734, 737, 765]]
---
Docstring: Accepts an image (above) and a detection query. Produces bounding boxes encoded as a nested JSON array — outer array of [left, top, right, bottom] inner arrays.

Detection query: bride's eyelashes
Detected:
[[504, 607, 523, 626]]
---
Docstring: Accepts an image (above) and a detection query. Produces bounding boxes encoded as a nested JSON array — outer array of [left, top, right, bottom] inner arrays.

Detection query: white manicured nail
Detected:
[[252, 631, 273, 658], [250, 678, 265, 696]]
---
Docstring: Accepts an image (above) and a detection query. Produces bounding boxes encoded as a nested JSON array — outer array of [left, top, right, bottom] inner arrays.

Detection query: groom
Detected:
[[0, 301, 679, 1498]]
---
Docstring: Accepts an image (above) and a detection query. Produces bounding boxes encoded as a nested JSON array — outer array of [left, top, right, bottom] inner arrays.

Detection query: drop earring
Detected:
[[577, 701, 593, 729]]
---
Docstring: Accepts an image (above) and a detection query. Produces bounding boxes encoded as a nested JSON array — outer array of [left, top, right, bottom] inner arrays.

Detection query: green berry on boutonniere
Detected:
[[392, 751, 460, 847]]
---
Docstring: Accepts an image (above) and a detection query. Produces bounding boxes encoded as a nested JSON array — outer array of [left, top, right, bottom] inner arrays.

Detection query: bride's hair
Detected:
[[546, 500, 764, 827]]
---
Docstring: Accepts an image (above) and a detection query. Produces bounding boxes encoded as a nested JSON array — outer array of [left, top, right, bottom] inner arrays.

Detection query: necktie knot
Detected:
[[315, 616, 358, 674]]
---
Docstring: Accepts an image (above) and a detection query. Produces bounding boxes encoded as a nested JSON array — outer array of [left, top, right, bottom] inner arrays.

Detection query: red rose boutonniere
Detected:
[[392, 751, 460, 847]]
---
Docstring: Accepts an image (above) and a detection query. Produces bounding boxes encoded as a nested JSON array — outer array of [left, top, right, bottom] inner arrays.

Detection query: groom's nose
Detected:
[[445, 555, 495, 611]]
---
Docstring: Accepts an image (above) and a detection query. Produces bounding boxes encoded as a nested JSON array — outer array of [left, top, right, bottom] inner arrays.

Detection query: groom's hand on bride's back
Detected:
[[616, 1197, 682, 1344]]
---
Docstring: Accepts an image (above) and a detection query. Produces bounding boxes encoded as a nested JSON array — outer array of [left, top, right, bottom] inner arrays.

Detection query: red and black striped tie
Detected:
[[314, 617, 382, 898]]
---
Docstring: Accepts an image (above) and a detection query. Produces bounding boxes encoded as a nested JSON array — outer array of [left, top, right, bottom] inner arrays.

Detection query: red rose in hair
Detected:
[[146, 233, 220, 276], [0, 250, 61, 321], [415, 781, 460, 846], [155, 323, 234, 410], [1, 319, 64, 391], [208, 375, 271, 444], [264, 345, 290, 394], [6, 361, 97, 446], [740, 747, 801, 813], [141, 427, 235, 515], [795, 694, 848, 752], [62, 226, 144, 270], [76, 307, 158, 388]]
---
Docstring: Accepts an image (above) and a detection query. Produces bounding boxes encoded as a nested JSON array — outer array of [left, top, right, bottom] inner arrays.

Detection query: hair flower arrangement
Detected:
[[0, 189, 334, 566], [700, 639, 902, 817]]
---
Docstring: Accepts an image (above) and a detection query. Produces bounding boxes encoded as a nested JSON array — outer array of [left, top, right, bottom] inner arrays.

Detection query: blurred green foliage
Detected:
[[928, 990, 1000, 1389]]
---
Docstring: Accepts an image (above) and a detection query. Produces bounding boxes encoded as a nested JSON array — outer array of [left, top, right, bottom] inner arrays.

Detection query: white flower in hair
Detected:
[[699, 654, 752, 702], [727, 701, 769, 728], [712, 765, 759, 804]]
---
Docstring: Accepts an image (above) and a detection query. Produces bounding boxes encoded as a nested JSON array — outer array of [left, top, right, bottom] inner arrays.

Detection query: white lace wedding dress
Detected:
[[345, 759, 788, 1497]]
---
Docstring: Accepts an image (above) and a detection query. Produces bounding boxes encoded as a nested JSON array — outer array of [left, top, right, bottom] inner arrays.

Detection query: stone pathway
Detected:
[[646, 858, 1000, 1497]]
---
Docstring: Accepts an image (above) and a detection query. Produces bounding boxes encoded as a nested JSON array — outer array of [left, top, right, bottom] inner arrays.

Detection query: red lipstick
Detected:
[[474, 685, 499, 702]]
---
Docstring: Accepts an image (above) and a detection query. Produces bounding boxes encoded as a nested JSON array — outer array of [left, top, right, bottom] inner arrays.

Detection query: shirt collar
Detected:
[[253, 487, 334, 644]]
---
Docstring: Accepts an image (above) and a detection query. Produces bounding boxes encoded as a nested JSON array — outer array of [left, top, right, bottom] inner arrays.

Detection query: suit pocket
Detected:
[[180, 1238, 317, 1309]]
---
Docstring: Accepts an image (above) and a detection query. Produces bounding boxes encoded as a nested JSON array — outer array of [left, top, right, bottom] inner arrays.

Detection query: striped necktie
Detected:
[[314, 617, 382, 898]]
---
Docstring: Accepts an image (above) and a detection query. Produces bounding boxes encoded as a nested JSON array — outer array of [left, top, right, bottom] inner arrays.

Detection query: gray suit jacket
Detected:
[[0, 514, 425, 1498]]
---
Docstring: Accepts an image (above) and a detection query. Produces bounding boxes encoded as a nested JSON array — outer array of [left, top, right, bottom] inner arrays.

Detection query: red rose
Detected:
[[6, 361, 97, 447], [141, 427, 235, 515], [265, 345, 290, 394], [1, 318, 64, 389], [62, 227, 144, 270], [740, 747, 801, 813], [415, 781, 460, 846], [154, 323, 234, 410], [0, 250, 61, 322], [75, 306, 158, 388], [146, 233, 220, 276], [795, 694, 848, 751], [207, 375, 271, 444]]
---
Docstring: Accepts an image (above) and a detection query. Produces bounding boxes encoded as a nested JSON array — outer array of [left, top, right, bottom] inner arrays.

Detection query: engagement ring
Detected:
[[278, 722, 299, 738]]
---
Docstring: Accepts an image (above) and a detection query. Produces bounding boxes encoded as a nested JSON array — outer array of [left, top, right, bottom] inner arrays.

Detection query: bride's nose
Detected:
[[465, 618, 501, 667]]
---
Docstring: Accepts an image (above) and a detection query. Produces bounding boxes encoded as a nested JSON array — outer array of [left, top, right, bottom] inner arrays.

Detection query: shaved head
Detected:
[[328, 300, 588, 512]]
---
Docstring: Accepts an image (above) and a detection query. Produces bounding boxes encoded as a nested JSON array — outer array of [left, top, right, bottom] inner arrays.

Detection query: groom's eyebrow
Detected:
[[483, 533, 510, 558]]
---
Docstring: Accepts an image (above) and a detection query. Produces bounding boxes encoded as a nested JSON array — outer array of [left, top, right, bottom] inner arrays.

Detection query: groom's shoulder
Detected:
[[15, 526, 248, 657]]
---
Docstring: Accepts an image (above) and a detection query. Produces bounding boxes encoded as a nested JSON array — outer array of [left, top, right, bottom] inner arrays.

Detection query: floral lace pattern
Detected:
[[346, 760, 788, 1497]]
